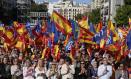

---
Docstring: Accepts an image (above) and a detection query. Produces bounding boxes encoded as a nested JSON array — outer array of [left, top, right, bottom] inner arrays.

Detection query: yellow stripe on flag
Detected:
[[15, 41, 23, 48], [41, 47, 47, 59], [100, 39, 105, 48], [108, 20, 115, 31], [79, 17, 89, 30], [5, 30, 13, 39], [51, 11, 72, 34], [54, 45, 59, 57]]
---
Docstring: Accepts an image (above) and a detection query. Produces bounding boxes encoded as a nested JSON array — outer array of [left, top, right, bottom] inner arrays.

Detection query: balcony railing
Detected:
[[29, 12, 49, 17]]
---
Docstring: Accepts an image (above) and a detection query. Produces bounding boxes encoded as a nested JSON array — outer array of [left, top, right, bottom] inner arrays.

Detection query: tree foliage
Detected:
[[124, 0, 131, 5], [31, 1, 48, 12], [114, 5, 131, 26], [88, 9, 101, 24], [75, 14, 84, 21], [114, 0, 131, 26]]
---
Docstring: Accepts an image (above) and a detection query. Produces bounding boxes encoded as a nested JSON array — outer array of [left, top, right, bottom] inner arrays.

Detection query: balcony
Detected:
[[29, 12, 49, 17]]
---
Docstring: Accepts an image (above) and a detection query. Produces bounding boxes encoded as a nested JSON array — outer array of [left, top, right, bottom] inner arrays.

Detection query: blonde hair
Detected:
[[37, 59, 44, 67]]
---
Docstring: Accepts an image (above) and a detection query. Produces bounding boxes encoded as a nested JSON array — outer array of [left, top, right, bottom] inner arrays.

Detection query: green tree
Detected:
[[88, 9, 101, 24], [114, 5, 131, 26], [114, 0, 131, 26], [124, 0, 131, 5], [31, 1, 48, 12], [75, 14, 84, 21]]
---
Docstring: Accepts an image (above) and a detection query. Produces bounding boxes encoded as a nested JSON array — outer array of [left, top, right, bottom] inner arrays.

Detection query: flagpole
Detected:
[[109, 0, 111, 20]]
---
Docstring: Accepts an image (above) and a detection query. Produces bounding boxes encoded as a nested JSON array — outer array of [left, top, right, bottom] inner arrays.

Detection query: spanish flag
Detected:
[[129, 18, 131, 28], [54, 45, 59, 57], [41, 47, 47, 59], [118, 28, 128, 38], [16, 24, 26, 35], [96, 21, 103, 33], [15, 41, 25, 51], [13, 21, 19, 27], [78, 16, 89, 30], [108, 20, 115, 32], [3, 29, 14, 43], [100, 39, 105, 48], [0, 26, 5, 35], [129, 18, 131, 25], [51, 11, 72, 34]]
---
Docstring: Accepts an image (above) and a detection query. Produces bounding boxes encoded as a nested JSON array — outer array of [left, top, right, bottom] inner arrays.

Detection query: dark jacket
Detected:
[[0, 63, 11, 79]]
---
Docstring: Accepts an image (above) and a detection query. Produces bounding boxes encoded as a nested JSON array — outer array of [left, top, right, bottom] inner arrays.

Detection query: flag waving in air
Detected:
[[129, 18, 131, 25], [127, 30, 131, 49], [78, 16, 89, 30], [51, 11, 72, 34]]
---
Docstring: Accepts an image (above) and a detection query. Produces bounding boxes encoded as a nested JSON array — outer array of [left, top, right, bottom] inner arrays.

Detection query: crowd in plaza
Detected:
[[0, 42, 130, 79], [0, 10, 131, 79]]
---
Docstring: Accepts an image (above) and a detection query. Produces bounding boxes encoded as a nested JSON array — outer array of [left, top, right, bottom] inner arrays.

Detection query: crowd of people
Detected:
[[0, 42, 130, 79]]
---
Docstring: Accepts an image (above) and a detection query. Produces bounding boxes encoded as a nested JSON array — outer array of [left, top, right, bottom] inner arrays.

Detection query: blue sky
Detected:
[[35, 0, 91, 4]]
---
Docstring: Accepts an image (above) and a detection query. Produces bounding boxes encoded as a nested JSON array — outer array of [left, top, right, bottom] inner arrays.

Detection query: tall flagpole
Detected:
[[109, 0, 111, 20]]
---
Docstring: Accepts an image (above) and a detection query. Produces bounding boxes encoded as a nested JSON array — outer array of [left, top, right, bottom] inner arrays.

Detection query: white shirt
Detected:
[[61, 64, 75, 79], [46, 69, 58, 79], [11, 65, 22, 76], [57, 64, 62, 75], [97, 64, 112, 79], [35, 67, 47, 79], [23, 67, 34, 79]]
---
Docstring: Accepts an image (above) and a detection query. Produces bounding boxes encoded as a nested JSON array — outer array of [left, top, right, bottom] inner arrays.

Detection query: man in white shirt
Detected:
[[60, 57, 75, 79], [97, 57, 112, 79]]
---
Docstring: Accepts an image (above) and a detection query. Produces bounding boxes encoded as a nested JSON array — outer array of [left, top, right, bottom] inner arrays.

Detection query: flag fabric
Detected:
[[0, 24, 5, 36], [100, 39, 106, 48], [78, 28, 95, 44], [51, 11, 72, 34], [108, 20, 115, 32], [54, 45, 59, 57], [118, 27, 128, 38], [113, 31, 119, 42], [32, 21, 41, 37], [78, 16, 89, 30], [15, 35, 26, 51], [106, 30, 113, 45], [96, 21, 102, 33], [26, 22, 33, 38], [64, 35, 69, 46], [127, 30, 131, 49], [47, 19, 52, 33], [69, 19, 79, 40], [87, 47, 92, 57], [3, 43, 8, 51], [41, 47, 47, 59], [65, 37, 74, 51], [70, 46, 75, 61], [3, 28, 14, 43], [15, 41, 24, 49], [89, 22, 96, 34], [51, 21, 59, 44], [93, 26, 107, 44], [129, 18, 131, 25], [16, 24, 26, 35]]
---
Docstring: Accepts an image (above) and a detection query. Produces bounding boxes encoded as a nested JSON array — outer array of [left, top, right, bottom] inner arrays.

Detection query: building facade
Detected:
[[49, 0, 91, 20], [91, 0, 103, 10], [101, 0, 124, 23], [29, 12, 49, 26], [0, 0, 16, 19], [16, 0, 32, 21]]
